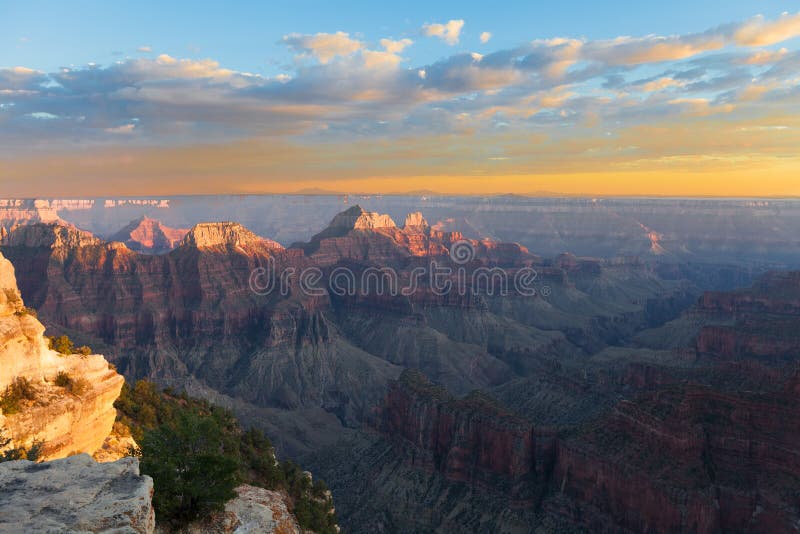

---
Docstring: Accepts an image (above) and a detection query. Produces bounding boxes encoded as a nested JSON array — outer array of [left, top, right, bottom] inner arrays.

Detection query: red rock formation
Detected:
[[108, 216, 189, 253], [296, 205, 533, 266]]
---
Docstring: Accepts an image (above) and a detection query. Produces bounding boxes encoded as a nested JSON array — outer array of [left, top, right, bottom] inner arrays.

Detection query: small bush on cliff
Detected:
[[54, 371, 90, 396], [14, 306, 37, 318], [1, 377, 37, 415], [48, 335, 75, 355], [139, 410, 241, 526]]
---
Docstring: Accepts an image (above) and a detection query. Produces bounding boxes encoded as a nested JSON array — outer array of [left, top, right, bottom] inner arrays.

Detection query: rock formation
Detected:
[[181, 221, 283, 250], [109, 216, 189, 254], [182, 485, 301, 534], [0, 250, 124, 460], [0, 454, 155, 533], [695, 270, 800, 362], [0, 199, 64, 232], [296, 205, 532, 266]]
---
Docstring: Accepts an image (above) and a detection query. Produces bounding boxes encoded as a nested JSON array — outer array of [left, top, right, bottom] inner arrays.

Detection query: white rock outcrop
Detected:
[[178, 484, 300, 534], [0, 453, 155, 533]]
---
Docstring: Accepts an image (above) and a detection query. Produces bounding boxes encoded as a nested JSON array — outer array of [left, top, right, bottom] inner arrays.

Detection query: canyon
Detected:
[[1, 201, 799, 532]]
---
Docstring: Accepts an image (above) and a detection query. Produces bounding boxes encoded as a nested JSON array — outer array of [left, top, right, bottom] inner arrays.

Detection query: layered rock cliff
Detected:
[[553, 378, 800, 533], [0, 251, 124, 460], [695, 270, 800, 362], [379, 370, 540, 505]]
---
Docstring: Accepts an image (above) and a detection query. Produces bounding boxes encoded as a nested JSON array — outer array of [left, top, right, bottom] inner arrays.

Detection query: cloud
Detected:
[[423, 19, 464, 45], [639, 77, 685, 92], [3, 9, 800, 191], [137, 46, 152, 53], [480, 32, 492, 44], [734, 12, 800, 46], [380, 38, 413, 54], [582, 11, 800, 66], [742, 47, 788, 65], [0, 66, 47, 91], [282, 31, 363, 63]]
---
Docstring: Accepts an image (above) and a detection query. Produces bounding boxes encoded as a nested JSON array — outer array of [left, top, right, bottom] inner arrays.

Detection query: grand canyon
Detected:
[[1, 196, 799, 532], [5, 3, 800, 532]]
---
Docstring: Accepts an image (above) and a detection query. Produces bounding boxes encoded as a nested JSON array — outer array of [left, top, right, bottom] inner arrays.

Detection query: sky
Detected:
[[1, 1, 800, 196]]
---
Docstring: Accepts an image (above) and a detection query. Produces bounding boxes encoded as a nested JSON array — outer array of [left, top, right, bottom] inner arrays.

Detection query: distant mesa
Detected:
[[108, 216, 188, 254], [0, 222, 102, 249], [313, 205, 397, 239], [181, 221, 284, 251], [0, 199, 65, 233]]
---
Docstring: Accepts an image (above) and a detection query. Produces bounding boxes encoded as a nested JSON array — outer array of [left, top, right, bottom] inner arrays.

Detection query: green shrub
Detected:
[[75, 346, 92, 356], [48, 335, 75, 355], [1, 377, 37, 414]]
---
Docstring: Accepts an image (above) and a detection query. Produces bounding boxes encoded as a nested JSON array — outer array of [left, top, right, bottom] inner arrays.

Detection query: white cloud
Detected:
[[137, 46, 152, 53], [380, 38, 413, 54], [480, 32, 492, 44], [423, 19, 464, 45], [282, 31, 363, 63]]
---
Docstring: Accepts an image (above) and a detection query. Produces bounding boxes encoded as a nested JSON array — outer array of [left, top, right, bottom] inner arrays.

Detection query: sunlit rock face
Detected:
[[0, 454, 155, 534], [109, 216, 189, 253], [180, 221, 284, 250], [0, 250, 124, 461]]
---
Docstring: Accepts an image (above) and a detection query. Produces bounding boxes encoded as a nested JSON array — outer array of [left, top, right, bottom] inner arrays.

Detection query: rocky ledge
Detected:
[[0, 453, 155, 533]]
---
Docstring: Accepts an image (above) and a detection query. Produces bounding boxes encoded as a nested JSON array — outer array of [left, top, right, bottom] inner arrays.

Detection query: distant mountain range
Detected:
[[3, 196, 800, 265]]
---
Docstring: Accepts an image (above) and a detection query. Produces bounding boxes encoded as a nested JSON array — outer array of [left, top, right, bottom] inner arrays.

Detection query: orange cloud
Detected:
[[734, 12, 800, 46]]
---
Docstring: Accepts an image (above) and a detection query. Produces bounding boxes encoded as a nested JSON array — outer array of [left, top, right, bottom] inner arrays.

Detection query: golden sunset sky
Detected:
[[2, 2, 800, 196]]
